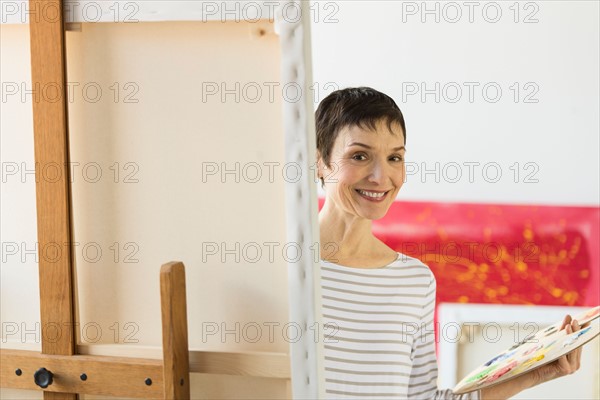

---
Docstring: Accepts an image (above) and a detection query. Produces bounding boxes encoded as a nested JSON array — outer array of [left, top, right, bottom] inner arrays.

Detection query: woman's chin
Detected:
[[359, 208, 390, 221]]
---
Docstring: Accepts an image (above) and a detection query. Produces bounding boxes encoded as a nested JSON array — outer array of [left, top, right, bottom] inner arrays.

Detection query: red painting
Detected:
[[318, 199, 599, 307]]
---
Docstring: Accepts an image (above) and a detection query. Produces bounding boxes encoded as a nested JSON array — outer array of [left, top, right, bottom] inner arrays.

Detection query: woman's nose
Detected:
[[367, 160, 386, 183]]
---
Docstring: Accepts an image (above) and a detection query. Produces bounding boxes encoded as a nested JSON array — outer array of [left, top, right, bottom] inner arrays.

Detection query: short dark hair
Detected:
[[315, 87, 406, 187]]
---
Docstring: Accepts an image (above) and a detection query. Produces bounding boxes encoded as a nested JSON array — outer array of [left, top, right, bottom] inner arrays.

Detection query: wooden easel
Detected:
[[0, 0, 316, 398], [0, 1, 192, 398], [1, 263, 191, 399]]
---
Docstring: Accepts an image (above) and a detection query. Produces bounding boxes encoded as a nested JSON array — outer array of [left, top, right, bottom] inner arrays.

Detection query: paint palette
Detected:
[[454, 306, 600, 394]]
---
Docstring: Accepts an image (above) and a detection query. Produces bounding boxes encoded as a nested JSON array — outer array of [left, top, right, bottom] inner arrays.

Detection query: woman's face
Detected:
[[319, 119, 406, 220]]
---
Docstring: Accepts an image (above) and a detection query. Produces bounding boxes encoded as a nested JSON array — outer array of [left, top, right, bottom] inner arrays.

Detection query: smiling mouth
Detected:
[[355, 189, 390, 202]]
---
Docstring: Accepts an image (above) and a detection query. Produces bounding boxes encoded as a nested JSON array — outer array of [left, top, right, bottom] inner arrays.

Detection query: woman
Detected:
[[314, 87, 583, 399]]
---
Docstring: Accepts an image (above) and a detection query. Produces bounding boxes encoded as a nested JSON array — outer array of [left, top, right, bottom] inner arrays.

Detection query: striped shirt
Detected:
[[320, 252, 480, 400]]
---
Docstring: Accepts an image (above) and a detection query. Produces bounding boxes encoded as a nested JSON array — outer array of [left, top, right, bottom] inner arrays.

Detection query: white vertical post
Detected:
[[275, 1, 325, 399]]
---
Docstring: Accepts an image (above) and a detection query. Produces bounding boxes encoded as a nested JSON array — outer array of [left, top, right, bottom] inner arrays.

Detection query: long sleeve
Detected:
[[407, 275, 481, 400]]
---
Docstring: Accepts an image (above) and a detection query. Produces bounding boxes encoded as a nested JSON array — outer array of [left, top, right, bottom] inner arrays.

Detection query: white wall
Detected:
[[310, 0, 599, 206]]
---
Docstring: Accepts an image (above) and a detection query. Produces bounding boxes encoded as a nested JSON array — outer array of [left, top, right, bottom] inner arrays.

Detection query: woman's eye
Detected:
[[390, 155, 404, 162], [352, 153, 367, 161]]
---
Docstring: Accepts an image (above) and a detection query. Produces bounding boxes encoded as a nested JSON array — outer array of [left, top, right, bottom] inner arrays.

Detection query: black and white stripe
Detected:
[[320, 252, 479, 400]]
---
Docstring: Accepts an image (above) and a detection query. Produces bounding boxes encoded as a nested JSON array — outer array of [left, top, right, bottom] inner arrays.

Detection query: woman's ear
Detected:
[[315, 151, 327, 189], [316, 150, 324, 178]]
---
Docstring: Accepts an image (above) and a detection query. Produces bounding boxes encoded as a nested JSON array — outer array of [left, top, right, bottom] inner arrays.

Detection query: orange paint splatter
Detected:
[[516, 261, 528, 272]]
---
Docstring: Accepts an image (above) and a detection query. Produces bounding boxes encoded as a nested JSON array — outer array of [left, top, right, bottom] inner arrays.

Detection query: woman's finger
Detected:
[[561, 314, 572, 331], [562, 319, 583, 372], [570, 320, 582, 369]]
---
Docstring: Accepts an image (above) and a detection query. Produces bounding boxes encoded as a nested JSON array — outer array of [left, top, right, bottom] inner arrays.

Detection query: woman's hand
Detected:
[[480, 315, 585, 400], [528, 315, 583, 385]]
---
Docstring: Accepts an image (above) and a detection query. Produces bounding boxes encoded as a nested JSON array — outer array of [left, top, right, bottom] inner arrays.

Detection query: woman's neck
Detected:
[[318, 201, 378, 261]]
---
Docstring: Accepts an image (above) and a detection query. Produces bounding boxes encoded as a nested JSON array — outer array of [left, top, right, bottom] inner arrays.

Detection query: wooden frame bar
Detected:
[[28, 0, 77, 398], [188, 350, 290, 378], [77, 344, 291, 380], [29, 0, 73, 354], [76, 345, 291, 378], [0, 350, 163, 398], [1, 347, 291, 396]]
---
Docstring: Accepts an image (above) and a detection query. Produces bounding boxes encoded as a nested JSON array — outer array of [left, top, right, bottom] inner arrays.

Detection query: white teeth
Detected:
[[358, 190, 386, 198]]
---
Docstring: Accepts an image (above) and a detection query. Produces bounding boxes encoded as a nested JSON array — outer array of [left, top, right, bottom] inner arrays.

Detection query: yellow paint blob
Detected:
[[516, 261, 528, 272]]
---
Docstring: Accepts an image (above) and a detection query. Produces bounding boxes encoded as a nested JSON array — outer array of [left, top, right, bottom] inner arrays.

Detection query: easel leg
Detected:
[[28, 0, 77, 399], [161, 262, 191, 399]]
